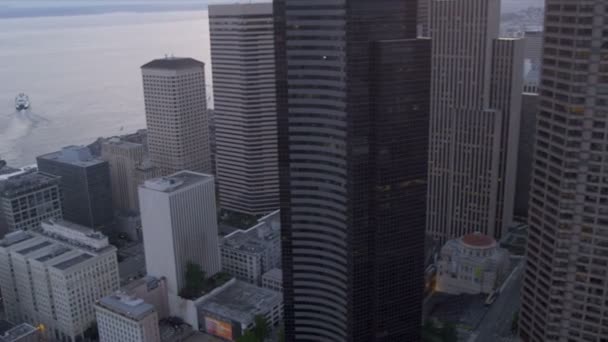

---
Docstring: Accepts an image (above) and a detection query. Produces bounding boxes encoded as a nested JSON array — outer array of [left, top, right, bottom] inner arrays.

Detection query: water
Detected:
[[0, 10, 210, 167]]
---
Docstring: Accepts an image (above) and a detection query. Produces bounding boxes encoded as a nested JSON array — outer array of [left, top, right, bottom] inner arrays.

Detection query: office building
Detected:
[[101, 137, 147, 213], [220, 210, 280, 285], [427, 0, 524, 242], [197, 279, 282, 341], [0, 321, 39, 342], [261, 268, 282, 293], [514, 93, 539, 219], [209, 3, 280, 216], [275, 0, 431, 340], [0, 220, 119, 342], [95, 293, 161, 342], [37, 146, 113, 229], [436, 232, 510, 295], [0, 171, 62, 238], [139, 171, 221, 295], [122, 276, 170, 320], [141, 57, 212, 175], [417, 0, 429, 37], [519, 2, 608, 341], [523, 30, 543, 93]]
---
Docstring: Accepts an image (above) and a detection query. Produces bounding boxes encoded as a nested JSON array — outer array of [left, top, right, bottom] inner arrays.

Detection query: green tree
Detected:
[[236, 330, 258, 342], [254, 315, 269, 341], [180, 262, 205, 298]]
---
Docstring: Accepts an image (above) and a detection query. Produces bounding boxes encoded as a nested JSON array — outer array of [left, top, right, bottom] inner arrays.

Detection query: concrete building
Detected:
[[0, 171, 62, 238], [0, 220, 119, 342], [275, 0, 431, 340], [139, 171, 221, 295], [37, 146, 113, 230], [95, 292, 161, 342], [141, 57, 212, 175], [417, 0, 429, 37], [101, 137, 147, 213], [436, 233, 510, 295], [0, 321, 39, 342], [209, 3, 279, 216], [519, 2, 608, 341], [427, 0, 524, 242], [220, 210, 280, 285], [122, 276, 170, 320], [261, 268, 282, 293], [197, 279, 282, 341], [514, 93, 539, 219]]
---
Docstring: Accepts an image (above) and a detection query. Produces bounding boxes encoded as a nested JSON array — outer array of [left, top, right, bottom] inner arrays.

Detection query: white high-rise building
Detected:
[[209, 3, 279, 216], [139, 171, 221, 295], [95, 292, 161, 342], [0, 220, 119, 342], [141, 58, 212, 175], [427, 0, 524, 242]]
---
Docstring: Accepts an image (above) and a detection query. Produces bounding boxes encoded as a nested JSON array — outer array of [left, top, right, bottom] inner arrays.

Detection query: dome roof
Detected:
[[461, 232, 495, 248]]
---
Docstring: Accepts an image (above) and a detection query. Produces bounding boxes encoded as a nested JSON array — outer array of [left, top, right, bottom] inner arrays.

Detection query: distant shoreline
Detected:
[[0, 4, 208, 20]]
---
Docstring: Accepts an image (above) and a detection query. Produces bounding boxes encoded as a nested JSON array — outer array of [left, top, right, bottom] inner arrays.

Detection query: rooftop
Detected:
[[0, 320, 38, 342], [461, 233, 496, 248], [141, 57, 204, 71], [97, 292, 156, 321], [262, 268, 282, 281], [222, 210, 280, 254], [0, 171, 59, 198], [102, 137, 144, 150], [38, 145, 105, 168], [142, 171, 213, 193], [197, 280, 282, 324]]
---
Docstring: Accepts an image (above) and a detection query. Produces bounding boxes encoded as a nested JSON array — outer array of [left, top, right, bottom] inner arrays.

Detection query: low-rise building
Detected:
[[261, 268, 282, 293], [436, 232, 510, 295], [0, 171, 62, 238], [95, 292, 161, 342], [123, 276, 170, 319], [0, 321, 39, 342], [220, 210, 280, 285], [0, 219, 119, 342], [197, 279, 282, 341]]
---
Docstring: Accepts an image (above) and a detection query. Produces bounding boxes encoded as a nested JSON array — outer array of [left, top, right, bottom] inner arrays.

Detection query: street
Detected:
[[473, 260, 525, 341]]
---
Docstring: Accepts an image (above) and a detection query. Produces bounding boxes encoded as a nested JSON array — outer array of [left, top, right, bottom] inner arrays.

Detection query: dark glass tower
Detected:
[[275, 0, 430, 340]]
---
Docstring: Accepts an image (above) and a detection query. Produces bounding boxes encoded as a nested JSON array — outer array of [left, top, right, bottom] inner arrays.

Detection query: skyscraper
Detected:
[[141, 57, 212, 175], [519, 2, 608, 341], [209, 3, 280, 216], [275, 0, 431, 340], [138, 171, 221, 295], [101, 138, 147, 213], [37, 146, 113, 230], [427, 0, 524, 242]]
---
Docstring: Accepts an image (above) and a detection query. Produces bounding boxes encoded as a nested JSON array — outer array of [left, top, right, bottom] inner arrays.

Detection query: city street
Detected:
[[473, 260, 525, 341]]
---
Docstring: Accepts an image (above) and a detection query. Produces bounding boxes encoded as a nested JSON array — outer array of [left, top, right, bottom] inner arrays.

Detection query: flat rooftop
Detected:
[[197, 280, 281, 324], [0, 171, 59, 198], [142, 57, 204, 71], [98, 293, 156, 321], [0, 320, 38, 342], [102, 137, 144, 150], [38, 145, 105, 168], [143, 171, 213, 193], [262, 268, 282, 281]]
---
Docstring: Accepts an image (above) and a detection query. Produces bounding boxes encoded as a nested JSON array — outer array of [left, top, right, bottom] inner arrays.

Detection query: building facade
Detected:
[[139, 171, 221, 295], [427, 0, 524, 242], [0, 220, 119, 342], [141, 57, 212, 175], [0, 172, 62, 238], [274, 0, 431, 340], [220, 210, 280, 285], [122, 276, 170, 320], [95, 293, 161, 342], [209, 3, 280, 216], [101, 138, 147, 213], [436, 233, 510, 295], [261, 268, 282, 293], [37, 146, 113, 230], [519, 2, 608, 341], [514, 93, 539, 219]]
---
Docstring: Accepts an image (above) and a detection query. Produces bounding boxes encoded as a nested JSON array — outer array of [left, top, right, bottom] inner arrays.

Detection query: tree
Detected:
[[253, 315, 269, 341], [278, 325, 285, 342], [236, 330, 258, 342], [185, 262, 205, 290]]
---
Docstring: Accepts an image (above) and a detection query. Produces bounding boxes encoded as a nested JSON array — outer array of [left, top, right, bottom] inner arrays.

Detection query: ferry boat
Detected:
[[15, 93, 30, 111]]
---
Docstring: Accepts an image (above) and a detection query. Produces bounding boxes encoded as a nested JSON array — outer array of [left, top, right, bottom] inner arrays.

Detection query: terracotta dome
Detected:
[[461, 232, 495, 248]]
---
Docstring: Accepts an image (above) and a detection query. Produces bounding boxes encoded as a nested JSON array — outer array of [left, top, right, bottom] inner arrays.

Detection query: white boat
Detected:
[[15, 93, 30, 111]]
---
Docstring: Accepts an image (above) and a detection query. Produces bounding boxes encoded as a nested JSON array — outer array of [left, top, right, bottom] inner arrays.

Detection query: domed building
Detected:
[[436, 232, 510, 295]]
